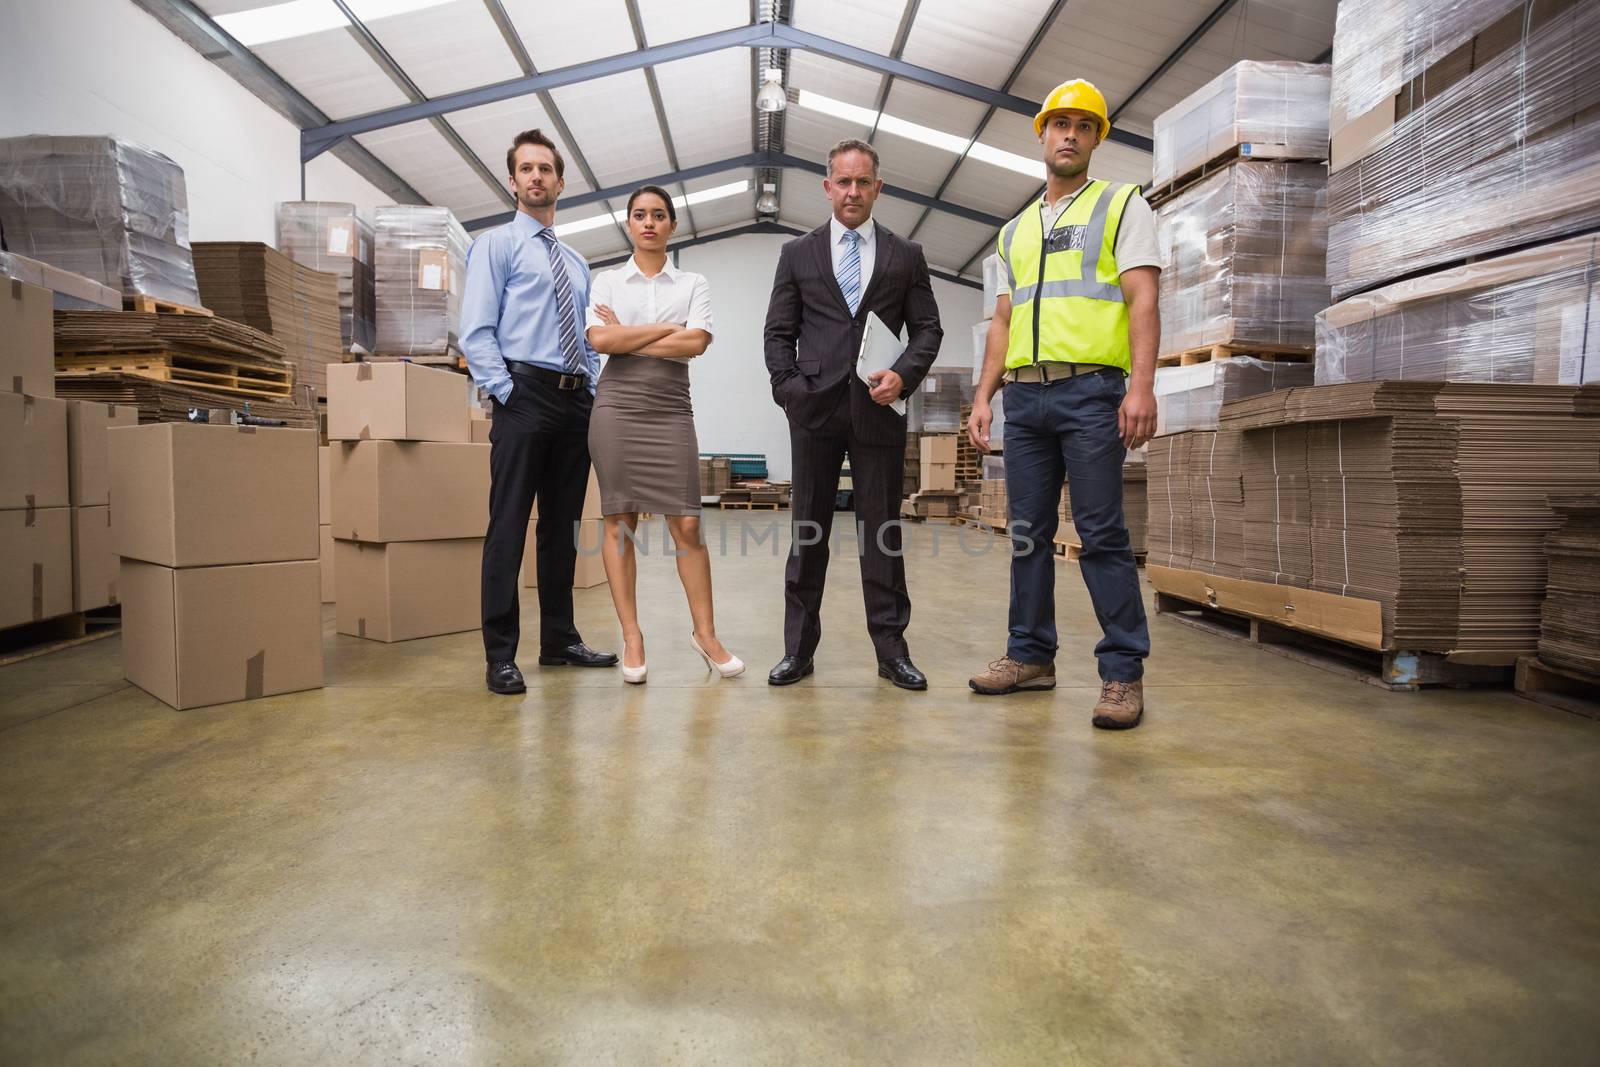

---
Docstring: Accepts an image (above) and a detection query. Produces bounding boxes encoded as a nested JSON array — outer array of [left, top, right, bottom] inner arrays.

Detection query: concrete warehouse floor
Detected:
[[2, 511, 1597, 1065]]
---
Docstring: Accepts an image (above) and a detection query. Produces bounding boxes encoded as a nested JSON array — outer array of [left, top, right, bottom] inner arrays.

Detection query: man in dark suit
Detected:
[[763, 138, 944, 690]]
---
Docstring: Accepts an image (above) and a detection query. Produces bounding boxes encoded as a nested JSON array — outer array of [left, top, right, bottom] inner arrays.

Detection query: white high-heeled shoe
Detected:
[[620, 660, 647, 684], [690, 633, 745, 678]]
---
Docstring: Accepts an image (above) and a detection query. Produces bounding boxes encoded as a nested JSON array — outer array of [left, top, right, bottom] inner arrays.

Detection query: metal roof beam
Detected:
[[462, 151, 1008, 232], [302, 21, 1152, 162]]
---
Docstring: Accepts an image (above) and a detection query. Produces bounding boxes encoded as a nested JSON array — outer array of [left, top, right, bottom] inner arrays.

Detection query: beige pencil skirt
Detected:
[[587, 353, 701, 517]]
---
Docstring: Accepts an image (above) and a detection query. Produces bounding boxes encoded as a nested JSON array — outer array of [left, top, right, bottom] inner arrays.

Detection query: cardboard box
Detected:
[[319, 524, 335, 603], [318, 445, 332, 524], [72, 505, 116, 611], [109, 423, 320, 568], [328, 440, 489, 542], [522, 517, 608, 588], [920, 436, 957, 465], [120, 558, 324, 710], [0, 392, 70, 511], [470, 420, 492, 444], [0, 506, 72, 629], [335, 537, 481, 642], [66, 400, 139, 506], [920, 461, 957, 493], [0, 278, 54, 398], [0, 250, 122, 310], [325, 361, 469, 442]]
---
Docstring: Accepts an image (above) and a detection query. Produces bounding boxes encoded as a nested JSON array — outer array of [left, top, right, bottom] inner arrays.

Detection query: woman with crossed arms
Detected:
[[585, 185, 743, 685]]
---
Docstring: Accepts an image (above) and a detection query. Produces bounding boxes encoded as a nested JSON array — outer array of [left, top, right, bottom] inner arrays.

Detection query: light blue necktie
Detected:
[[838, 229, 862, 316], [538, 227, 586, 377]]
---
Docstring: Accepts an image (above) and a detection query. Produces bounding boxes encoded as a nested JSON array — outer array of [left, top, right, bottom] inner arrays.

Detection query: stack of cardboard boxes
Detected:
[[324, 362, 487, 642], [111, 421, 323, 709], [276, 201, 377, 355], [906, 435, 960, 519], [1, 278, 137, 631]]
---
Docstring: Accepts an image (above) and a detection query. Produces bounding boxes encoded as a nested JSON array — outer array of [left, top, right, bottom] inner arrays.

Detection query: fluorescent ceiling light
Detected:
[[555, 180, 751, 238], [796, 89, 1044, 179], [215, 0, 454, 47]]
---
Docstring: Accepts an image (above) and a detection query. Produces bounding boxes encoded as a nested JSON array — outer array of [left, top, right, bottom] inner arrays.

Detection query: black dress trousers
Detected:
[[480, 369, 593, 664]]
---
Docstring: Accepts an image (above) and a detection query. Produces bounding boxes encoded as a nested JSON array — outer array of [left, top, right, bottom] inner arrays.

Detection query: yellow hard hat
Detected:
[[1033, 78, 1110, 141]]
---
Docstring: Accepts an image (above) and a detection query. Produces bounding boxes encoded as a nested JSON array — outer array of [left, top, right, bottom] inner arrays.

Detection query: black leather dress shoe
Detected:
[[537, 642, 620, 668], [486, 661, 526, 694], [767, 655, 814, 686], [878, 656, 927, 691]]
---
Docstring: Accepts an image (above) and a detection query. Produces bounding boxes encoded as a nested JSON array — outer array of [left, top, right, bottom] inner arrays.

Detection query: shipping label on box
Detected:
[[121, 558, 323, 710], [1559, 297, 1599, 385], [109, 423, 319, 568], [417, 250, 448, 292], [0, 392, 70, 511]]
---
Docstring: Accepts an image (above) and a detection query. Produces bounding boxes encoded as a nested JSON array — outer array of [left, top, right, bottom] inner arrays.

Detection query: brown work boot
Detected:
[[969, 656, 1056, 695], [1092, 680, 1144, 730]]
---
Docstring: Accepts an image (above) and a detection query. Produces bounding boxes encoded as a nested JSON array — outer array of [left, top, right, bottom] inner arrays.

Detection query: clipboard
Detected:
[[856, 311, 908, 416]]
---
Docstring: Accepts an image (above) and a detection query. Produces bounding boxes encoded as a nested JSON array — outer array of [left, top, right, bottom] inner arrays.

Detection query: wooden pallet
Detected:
[[1146, 141, 1330, 207], [1155, 342, 1315, 368], [123, 294, 213, 317], [56, 349, 294, 399], [1147, 566, 1510, 691], [1056, 539, 1146, 565], [1514, 657, 1600, 720], [0, 608, 121, 668]]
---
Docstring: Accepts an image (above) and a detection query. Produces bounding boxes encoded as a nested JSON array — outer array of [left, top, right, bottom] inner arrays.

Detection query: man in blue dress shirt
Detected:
[[462, 128, 619, 695]]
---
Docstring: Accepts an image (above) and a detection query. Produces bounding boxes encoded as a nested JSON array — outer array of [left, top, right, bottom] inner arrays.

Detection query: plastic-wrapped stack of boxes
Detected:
[[373, 206, 468, 360], [110, 422, 323, 709], [276, 202, 377, 355], [325, 362, 487, 642], [0, 135, 202, 307], [1, 278, 137, 631], [1155, 358, 1315, 436], [1150, 61, 1332, 189], [1325, 0, 1600, 311]]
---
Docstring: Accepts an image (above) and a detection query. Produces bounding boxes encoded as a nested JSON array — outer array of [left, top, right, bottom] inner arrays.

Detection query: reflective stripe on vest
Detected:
[[997, 179, 1138, 372]]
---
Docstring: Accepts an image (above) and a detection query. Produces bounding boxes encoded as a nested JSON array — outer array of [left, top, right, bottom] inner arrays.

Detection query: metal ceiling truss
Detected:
[[461, 150, 1008, 233], [752, 0, 790, 224], [130, 0, 428, 205], [622, 0, 699, 238], [905, 0, 1069, 243], [300, 20, 1154, 163], [955, 0, 1250, 275]]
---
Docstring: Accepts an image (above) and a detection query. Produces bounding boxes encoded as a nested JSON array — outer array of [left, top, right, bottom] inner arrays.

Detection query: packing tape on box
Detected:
[[357, 617, 367, 639], [108, 580, 117, 605], [22, 396, 34, 424], [32, 563, 43, 620], [9, 278, 19, 300], [24, 495, 36, 526], [356, 363, 373, 381], [245, 650, 265, 700], [9, 376, 19, 394], [236, 425, 256, 435]]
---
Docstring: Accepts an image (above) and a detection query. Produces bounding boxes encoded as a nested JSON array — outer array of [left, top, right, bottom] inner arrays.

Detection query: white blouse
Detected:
[[584, 257, 714, 353]]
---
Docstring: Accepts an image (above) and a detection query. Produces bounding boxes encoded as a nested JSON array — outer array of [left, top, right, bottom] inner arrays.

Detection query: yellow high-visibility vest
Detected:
[[997, 179, 1139, 372]]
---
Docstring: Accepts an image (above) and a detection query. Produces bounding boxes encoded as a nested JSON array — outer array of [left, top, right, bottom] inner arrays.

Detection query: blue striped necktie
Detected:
[[538, 227, 585, 377], [838, 229, 862, 315]]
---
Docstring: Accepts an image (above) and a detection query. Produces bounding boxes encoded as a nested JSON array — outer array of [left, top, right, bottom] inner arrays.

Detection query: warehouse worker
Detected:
[[965, 80, 1160, 729], [463, 128, 619, 695]]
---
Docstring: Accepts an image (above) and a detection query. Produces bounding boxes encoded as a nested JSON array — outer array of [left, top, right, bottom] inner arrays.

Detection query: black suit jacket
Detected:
[[763, 221, 944, 446]]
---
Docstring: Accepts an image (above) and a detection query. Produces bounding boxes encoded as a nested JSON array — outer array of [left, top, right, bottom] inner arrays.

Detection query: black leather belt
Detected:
[[508, 361, 589, 391], [1005, 362, 1119, 384]]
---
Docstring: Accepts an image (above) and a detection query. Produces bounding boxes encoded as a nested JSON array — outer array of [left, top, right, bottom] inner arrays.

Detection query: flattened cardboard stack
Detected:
[[52, 308, 314, 425], [276, 202, 376, 354], [192, 242, 344, 399], [698, 456, 732, 499], [325, 362, 485, 641], [1147, 431, 1244, 575], [1538, 495, 1600, 676], [1155, 160, 1330, 356], [373, 206, 467, 360], [1058, 461, 1151, 556], [1219, 382, 1600, 652], [1316, 231, 1600, 386], [1326, 0, 1600, 300], [109, 423, 323, 709], [0, 135, 201, 307]]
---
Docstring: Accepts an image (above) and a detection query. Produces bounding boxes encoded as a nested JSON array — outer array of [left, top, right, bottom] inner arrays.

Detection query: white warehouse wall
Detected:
[[669, 231, 986, 482], [0, 0, 389, 245]]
